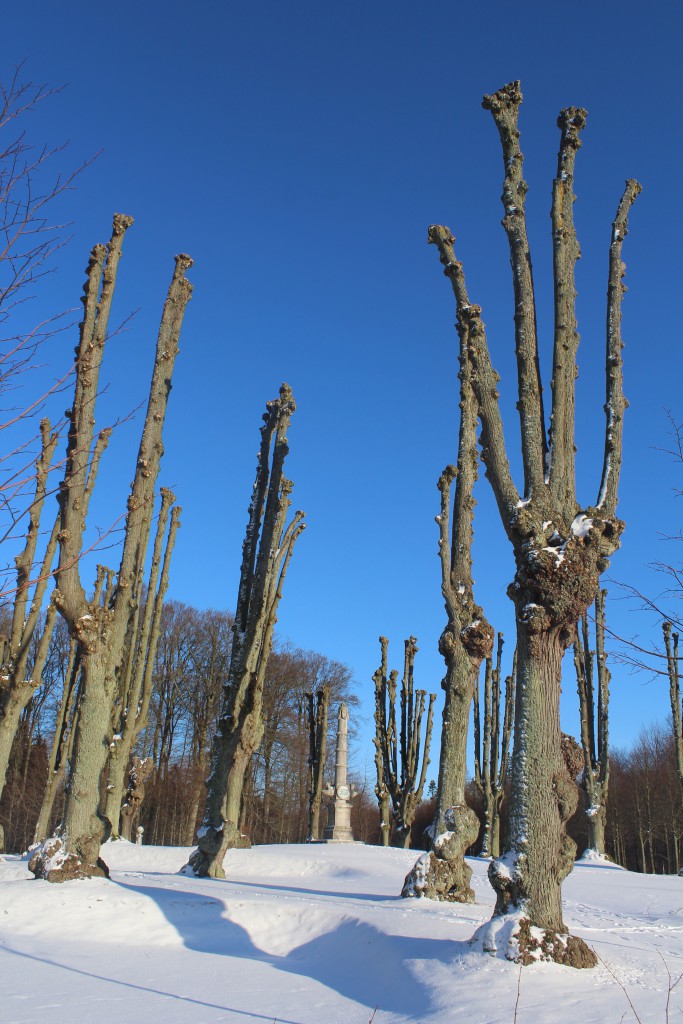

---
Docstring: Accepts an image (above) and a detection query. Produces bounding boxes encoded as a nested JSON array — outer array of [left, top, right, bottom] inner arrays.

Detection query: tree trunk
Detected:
[[402, 652, 481, 902], [188, 385, 304, 880], [378, 792, 391, 846], [493, 629, 571, 931], [28, 224, 192, 882], [490, 803, 502, 859], [0, 694, 31, 799], [30, 651, 112, 879], [585, 792, 607, 856]]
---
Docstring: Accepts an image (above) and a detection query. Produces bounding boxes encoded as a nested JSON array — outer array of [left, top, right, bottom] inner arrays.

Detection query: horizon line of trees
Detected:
[[2, 591, 681, 879]]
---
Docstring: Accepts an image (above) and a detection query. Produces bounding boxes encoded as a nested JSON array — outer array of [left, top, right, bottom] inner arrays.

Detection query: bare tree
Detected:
[[428, 82, 639, 965], [29, 215, 192, 881], [0, 66, 95, 801], [373, 636, 435, 849], [663, 622, 683, 797], [306, 686, 329, 842], [0, 418, 60, 800], [473, 635, 516, 858], [188, 385, 305, 878], [372, 663, 392, 847], [119, 755, 154, 842], [0, 66, 90, 467], [402, 220, 493, 899], [574, 590, 611, 855]]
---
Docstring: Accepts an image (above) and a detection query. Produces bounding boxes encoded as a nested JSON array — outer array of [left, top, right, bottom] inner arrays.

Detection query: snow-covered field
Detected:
[[1, 842, 681, 1024]]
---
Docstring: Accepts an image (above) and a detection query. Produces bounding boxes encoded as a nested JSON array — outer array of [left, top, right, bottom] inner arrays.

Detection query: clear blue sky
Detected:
[[3, 1, 682, 778]]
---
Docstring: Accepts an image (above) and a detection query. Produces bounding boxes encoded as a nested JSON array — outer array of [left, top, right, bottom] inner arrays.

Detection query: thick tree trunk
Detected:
[[493, 628, 570, 930], [477, 626, 595, 966], [188, 386, 304, 880], [29, 222, 192, 882], [192, 707, 263, 878], [378, 793, 391, 846], [405, 658, 480, 899], [490, 804, 502, 859], [587, 805, 606, 855], [30, 651, 112, 880], [103, 746, 127, 837], [433, 664, 476, 838]]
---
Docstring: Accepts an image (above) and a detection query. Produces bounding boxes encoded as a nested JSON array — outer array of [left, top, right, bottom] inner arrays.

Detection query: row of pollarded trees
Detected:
[[397, 82, 640, 968], [0, 72, 312, 880], [0, 602, 358, 854], [0, 73, 195, 875]]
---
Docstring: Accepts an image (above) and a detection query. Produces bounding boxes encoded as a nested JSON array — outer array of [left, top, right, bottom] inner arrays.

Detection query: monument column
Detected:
[[323, 703, 356, 842]]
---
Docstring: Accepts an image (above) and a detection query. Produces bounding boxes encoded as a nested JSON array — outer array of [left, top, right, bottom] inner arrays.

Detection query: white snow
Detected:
[[571, 514, 594, 539], [0, 842, 681, 1022]]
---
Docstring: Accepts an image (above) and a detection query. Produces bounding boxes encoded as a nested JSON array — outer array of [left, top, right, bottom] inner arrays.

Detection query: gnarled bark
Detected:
[[403, 209, 493, 901], [188, 386, 305, 879], [30, 217, 192, 882], [428, 82, 639, 965]]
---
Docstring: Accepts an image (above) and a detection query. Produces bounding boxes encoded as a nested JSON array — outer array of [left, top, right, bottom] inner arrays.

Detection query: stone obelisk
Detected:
[[322, 703, 355, 842]]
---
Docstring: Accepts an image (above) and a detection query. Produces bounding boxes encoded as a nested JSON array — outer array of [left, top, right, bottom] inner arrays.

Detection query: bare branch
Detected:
[[596, 178, 642, 512], [549, 107, 587, 514], [427, 225, 519, 522], [482, 81, 546, 496]]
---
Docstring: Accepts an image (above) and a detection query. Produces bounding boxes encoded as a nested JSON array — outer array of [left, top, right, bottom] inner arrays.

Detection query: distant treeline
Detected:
[[1, 599, 680, 875]]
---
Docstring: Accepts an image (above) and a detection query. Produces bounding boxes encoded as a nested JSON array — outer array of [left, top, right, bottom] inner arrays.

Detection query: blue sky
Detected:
[[2, 1, 682, 779]]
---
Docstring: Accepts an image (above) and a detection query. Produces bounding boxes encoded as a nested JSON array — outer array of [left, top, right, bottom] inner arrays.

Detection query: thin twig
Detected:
[[596, 953, 643, 1023], [513, 964, 522, 1024]]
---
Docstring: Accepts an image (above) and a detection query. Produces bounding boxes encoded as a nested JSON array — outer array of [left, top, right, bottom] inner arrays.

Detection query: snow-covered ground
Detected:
[[1, 841, 681, 1023]]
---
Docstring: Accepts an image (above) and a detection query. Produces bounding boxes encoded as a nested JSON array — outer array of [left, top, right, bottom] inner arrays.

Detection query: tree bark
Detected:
[[402, 232, 492, 902], [426, 81, 640, 965], [188, 386, 305, 879], [307, 687, 329, 841], [29, 218, 192, 881]]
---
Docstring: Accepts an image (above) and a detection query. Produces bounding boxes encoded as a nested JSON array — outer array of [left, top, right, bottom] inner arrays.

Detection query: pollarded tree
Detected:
[[428, 82, 639, 966], [373, 636, 436, 849], [188, 385, 305, 878], [402, 229, 493, 900], [0, 418, 60, 803], [663, 622, 683, 798], [372, 667, 392, 847], [574, 589, 611, 855], [473, 634, 516, 859], [30, 215, 192, 881], [306, 686, 329, 842]]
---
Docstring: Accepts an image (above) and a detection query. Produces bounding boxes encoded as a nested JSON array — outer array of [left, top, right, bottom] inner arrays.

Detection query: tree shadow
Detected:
[[116, 879, 466, 1018], [1, 944, 301, 1023], [221, 878, 398, 902]]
